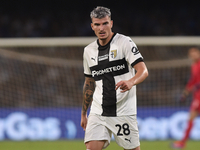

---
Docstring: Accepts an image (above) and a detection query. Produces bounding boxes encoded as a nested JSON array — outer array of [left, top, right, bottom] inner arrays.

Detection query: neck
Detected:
[[98, 32, 114, 46], [194, 58, 200, 63], [196, 58, 200, 62]]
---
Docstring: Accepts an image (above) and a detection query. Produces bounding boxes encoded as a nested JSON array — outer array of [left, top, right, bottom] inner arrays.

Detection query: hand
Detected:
[[80, 114, 87, 131], [115, 80, 134, 93], [193, 83, 200, 92], [179, 89, 189, 103], [179, 94, 187, 103]]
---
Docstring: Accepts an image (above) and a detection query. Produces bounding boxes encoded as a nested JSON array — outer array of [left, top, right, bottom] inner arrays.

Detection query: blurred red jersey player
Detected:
[[172, 47, 200, 149]]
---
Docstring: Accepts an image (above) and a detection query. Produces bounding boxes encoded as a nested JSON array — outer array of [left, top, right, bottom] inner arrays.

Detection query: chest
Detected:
[[191, 63, 200, 77], [88, 44, 124, 67]]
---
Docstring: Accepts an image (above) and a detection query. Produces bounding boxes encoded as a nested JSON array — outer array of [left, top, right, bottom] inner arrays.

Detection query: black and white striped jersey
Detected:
[[83, 33, 143, 116]]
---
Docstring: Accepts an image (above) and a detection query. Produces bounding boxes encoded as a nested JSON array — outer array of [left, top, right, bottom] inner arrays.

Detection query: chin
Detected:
[[99, 38, 106, 41], [98, 36, 107, 40]]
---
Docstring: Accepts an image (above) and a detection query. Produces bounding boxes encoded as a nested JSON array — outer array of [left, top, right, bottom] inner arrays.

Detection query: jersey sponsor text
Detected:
[[92, 64, 125, 77]]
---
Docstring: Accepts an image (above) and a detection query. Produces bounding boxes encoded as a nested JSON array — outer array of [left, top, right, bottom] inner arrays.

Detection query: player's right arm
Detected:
[[81, 77, 95, 130]]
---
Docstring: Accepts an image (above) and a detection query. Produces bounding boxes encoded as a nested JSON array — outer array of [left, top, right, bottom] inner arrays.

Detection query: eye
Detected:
[[103, 22, 108, 25], [94, 23, 100, 26]]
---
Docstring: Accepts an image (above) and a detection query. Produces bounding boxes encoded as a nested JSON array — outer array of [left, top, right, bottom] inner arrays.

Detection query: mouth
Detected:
[[99, 32, 106, 36]]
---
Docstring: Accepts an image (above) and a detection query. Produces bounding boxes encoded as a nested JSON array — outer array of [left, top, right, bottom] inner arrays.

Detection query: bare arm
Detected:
[[82, 77, 95, 115], [115, 62, 148, 93], [130, 61, 148, 85], [81, 77, 95, 130]]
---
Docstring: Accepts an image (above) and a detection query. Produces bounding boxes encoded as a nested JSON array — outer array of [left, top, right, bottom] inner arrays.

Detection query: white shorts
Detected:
[[84, 114, 140, 149]]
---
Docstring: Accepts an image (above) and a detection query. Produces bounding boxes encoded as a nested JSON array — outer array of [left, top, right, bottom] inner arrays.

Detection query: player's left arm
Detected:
[[115, 62, 148, 93]]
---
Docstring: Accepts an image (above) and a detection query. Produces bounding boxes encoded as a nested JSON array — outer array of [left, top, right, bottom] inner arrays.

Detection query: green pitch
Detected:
[[0, 140, 199, 150]]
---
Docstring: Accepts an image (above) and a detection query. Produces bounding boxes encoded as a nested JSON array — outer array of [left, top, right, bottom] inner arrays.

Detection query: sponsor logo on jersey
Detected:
[[110, 50, 117, 59], [98, 54, 109, 61], [92, 64, 125, 77], [131, 47, 139, 55]]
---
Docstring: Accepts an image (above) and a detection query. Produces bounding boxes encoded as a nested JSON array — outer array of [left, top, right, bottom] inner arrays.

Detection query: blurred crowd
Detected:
[[0, 1, 199, 37]]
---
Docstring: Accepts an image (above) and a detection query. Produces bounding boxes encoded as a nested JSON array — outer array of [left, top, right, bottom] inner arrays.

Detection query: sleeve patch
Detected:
[[131, 47, 140, 55]]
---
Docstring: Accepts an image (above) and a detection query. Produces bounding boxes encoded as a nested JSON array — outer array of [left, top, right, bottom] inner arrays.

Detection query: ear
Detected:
[[91, 23, 94, 31], [110, 20, 113, 28]]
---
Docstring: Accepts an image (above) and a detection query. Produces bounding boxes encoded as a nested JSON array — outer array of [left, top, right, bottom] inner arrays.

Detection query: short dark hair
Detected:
[[90, 6, 111, 20]]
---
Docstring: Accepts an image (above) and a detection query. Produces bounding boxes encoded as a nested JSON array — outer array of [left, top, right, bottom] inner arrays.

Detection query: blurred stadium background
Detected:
[[0, 0, 200, 149]]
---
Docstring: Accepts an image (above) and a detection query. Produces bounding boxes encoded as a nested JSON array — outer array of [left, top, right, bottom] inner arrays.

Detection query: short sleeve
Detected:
[[123, 37, 143, 67], [83, 49, 92, 77]]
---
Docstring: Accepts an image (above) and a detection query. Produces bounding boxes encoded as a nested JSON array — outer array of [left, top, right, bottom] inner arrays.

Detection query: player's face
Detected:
[[188, 48, 200, 62], [91, 16, 113, 42]]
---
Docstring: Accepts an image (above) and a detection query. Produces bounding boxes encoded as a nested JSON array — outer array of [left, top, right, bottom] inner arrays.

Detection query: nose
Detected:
[[99, 24, 104, 31]]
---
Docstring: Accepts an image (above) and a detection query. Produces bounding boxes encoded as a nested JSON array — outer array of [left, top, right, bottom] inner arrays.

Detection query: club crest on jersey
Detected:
[[110, 50, 117, 58], [131, 47, 139, 55]]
